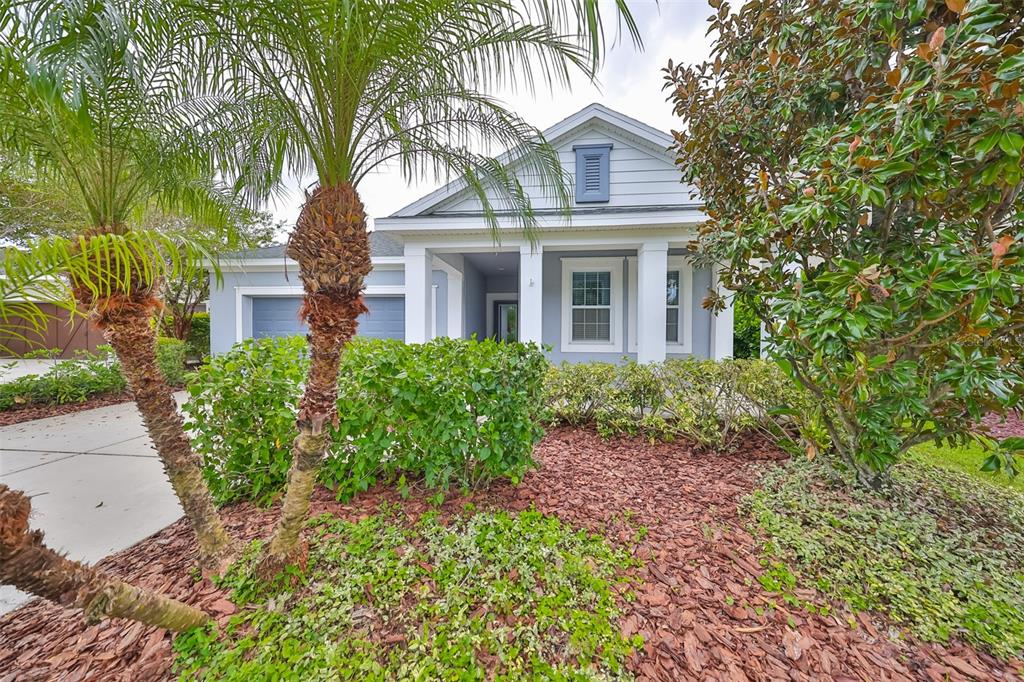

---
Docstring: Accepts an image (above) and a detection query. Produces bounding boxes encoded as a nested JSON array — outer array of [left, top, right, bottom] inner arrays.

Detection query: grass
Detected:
[[173, 506, 642, 681], [743, 457, 1024, 659], [911, 441, 1024, 492]]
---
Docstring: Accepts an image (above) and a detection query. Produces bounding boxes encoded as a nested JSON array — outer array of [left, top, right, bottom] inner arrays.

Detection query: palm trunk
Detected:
[[260, 183, 370, 575], [0, 485, 209, 631], [96, 297, 237, 574]]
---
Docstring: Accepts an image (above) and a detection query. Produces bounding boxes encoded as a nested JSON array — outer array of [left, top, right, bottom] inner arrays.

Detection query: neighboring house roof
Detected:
[[223, 231, 404, 260], [388, 102, 690, 219]]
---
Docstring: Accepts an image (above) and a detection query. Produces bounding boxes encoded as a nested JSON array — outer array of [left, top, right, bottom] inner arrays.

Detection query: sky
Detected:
[[267, 1, 716, 230]]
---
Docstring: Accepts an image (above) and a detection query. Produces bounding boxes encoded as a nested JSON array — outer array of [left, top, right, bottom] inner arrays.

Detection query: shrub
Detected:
[[185, 336, 548, 506], [545, 358, 814, 449], [183, 335, 308, 505], [185, 312, 210, 359], [0, 339, 188, 411], [666, 0, 1024, 483], [744, 458, 1024, 658], [732, 296, 761, 360], [156, 337, 188, 386], [0, 346, 126, 410], [543, 361, 617, 425]]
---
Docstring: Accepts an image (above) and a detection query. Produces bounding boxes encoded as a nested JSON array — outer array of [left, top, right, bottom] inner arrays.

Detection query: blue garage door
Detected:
[[251, 296, 405, 340]]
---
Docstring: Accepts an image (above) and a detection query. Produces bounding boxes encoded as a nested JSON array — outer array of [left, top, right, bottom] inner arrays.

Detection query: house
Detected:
[[208, 103, 733, 363]]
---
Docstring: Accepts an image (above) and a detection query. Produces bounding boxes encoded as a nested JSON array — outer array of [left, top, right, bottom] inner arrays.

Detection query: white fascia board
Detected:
[[376, 208, 706, 234], [394, 227, 700, 253], [214, 256, 405, 273]]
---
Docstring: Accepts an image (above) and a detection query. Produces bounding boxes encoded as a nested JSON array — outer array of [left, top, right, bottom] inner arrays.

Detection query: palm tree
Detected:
[[197, 0, 639, 574], [0, 1, 238, 572], [0, 484, 208, 631]]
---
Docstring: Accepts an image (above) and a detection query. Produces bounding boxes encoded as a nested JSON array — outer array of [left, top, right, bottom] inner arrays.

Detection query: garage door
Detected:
[[251, 296, 405, 340]]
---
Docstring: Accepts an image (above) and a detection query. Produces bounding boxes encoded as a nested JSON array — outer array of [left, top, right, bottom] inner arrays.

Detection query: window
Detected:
[[561, 257, 624, 353], [573, 144, 612, 203], [627, 256, 693, 353], [571, 271, 611, 341], [666, 270, 680, 343]]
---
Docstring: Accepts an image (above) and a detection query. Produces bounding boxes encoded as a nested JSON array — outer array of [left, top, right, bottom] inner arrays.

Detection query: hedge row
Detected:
[[544, 357, 810, 448], [183, 336, 549, 506]]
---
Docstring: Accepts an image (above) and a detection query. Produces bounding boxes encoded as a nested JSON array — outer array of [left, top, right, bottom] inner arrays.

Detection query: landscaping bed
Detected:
[[0, 391, 132, 426], [1, 428, 1020, 681]]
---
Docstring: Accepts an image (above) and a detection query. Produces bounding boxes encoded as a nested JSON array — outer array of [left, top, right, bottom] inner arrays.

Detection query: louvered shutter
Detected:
[[573, 143, 612, 203]]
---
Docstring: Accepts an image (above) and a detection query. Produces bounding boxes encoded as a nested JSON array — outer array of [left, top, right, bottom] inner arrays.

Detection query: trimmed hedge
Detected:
[[183, 336, 548, 506], [0, 339, 188, 411], [545, 358, 811, 449]]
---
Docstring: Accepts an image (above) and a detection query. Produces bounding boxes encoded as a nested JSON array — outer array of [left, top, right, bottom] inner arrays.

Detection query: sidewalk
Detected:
[[0, 396, 186, 613]]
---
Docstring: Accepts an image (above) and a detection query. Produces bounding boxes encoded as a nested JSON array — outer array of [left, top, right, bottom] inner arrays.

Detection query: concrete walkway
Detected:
[[0, 396, 186, 613]]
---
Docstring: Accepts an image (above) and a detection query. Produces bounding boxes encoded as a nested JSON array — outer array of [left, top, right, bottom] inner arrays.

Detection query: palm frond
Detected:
[[194, 0, 636, 231], [3, 229, 222, 304]]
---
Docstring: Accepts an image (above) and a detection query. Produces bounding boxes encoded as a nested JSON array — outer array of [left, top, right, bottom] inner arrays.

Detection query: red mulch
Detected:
[[980, 411, 1024, 440], [0, 393, 133, 427], [1, 428, 1022, 681]]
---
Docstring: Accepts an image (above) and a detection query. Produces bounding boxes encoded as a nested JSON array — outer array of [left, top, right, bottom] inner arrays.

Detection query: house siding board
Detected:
[[431, 124, 697, 214]]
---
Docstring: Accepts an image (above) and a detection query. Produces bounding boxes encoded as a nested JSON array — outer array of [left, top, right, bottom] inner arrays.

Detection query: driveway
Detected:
[[0, 395, 186, 613]]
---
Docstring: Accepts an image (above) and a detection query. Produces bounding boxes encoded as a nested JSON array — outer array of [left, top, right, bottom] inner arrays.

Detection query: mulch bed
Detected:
[[1, 428, 1022, 681], [0, 393, 133, 427], [980, 411, 1024, 440]]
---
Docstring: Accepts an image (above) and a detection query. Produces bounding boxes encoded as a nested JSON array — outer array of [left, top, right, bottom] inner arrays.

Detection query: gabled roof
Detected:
[[388, 103, 676, 219]]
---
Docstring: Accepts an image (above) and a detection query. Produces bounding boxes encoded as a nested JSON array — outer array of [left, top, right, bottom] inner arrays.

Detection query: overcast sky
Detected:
[[268, 1, 716, 230]]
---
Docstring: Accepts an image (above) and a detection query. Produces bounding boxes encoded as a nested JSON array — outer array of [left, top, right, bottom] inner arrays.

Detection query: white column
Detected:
[[710, 262, 734, 360], [446, 272, 463, 338], [519, 244, 543, 344], [636, 241, 668, 364], [404, 245, 433, 343]]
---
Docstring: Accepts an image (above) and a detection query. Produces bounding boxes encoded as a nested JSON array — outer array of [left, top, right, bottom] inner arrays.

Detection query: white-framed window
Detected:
[[627, 256, 693, 354], [560, 257, 624, 353]]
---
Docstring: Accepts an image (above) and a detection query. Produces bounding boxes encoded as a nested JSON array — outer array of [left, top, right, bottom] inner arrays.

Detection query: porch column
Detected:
[[636, 241, 668, 364], [710, 262, 734, 360], [519, 244, 543, 344], [404, 245, 433, 344]]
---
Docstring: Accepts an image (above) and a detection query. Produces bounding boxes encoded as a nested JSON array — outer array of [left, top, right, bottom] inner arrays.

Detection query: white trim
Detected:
[[710, 263, 735, 361], [626, 256, 693, 354], [519, 245, 544, 344], [559, 256, 624, 354], [377, 209, 704, 234], [215, 256, 403, 273], [446, 271, 463, 338], [485, 292, 518, 339], [233, 284, 406, 343], [431, 284, 438, 339], [397, 227, 697, 252]]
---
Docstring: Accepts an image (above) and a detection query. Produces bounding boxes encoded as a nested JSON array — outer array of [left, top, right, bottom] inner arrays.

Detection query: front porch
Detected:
[[402, 233, 735, 363]]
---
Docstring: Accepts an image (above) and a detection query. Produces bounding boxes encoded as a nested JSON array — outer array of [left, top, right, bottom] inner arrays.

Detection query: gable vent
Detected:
[[573, 143, 613, 204], [583, 156, 602, 191]]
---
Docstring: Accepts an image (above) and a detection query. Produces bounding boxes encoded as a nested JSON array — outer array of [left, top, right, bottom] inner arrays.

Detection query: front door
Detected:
[[496, 302, 518, 342]]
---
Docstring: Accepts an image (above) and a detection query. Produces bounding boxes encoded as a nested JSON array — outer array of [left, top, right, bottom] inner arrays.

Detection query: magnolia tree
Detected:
[[665, 0, 1024, 485]]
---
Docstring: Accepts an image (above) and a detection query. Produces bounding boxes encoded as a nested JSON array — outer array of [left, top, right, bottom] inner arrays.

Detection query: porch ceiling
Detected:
[[463, 251, 519, 277]]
